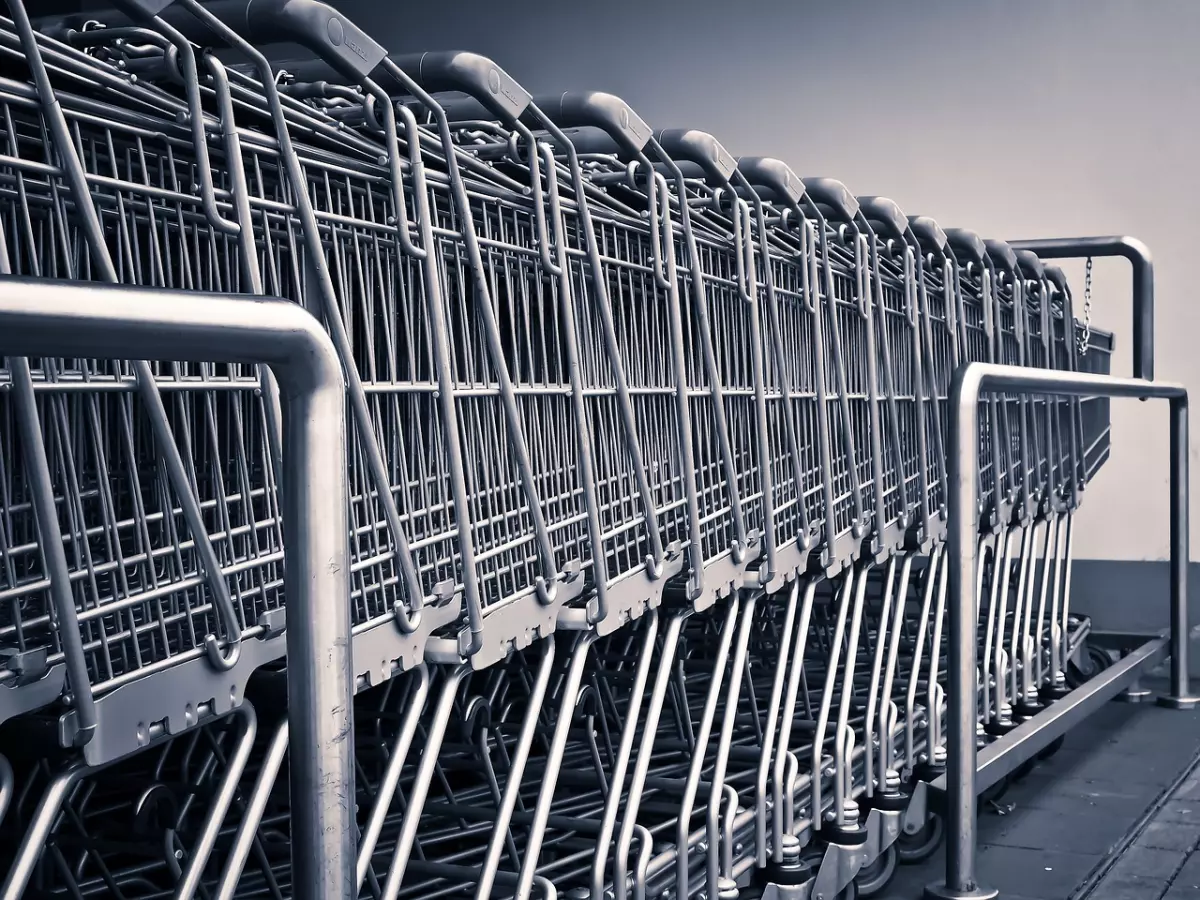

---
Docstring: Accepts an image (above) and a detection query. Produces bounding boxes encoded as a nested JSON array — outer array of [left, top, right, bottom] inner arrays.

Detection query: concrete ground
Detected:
[[880, 681, 1200, 899]]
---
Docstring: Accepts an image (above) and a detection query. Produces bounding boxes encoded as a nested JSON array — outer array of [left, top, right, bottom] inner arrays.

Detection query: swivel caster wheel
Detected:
[[897, 812, 944, 865], [1066, 644, 1112, 689], [1012, 758, 1037, 781], [1037, 735, 1066, 761], [855, 844, 898, 897], [800, 847, 860, 900]]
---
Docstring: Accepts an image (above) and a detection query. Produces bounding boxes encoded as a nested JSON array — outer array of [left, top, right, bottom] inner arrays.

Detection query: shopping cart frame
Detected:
[[0, 279, 354, 900], [1008, 237, 1154, 381], [926, 362, 1193, 900]]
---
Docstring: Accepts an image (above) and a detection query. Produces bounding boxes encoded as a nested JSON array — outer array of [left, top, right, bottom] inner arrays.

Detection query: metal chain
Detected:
[[1078, 256, 1093, 356]]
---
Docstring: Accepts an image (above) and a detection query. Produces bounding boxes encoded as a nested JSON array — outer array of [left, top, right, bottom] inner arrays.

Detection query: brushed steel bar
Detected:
[[926, 362, 1189, 900]]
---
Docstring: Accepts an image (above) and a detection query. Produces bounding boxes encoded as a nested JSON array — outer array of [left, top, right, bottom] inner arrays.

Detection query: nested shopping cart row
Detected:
[[0, 525, 1103, 900], [0, 0, 1114, 897]]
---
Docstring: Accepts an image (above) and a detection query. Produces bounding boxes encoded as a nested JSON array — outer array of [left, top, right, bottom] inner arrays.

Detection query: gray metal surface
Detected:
[[930, 364, 1191, 900], [0, 279, 351, 900]]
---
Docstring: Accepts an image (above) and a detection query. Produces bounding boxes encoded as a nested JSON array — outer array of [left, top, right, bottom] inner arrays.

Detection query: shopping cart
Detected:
[[523, 94, 768, 611], [0, 9, 285, 768], [799, 180, 911, 568]]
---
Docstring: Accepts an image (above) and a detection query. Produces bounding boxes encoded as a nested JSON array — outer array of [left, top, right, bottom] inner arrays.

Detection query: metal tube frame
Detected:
[[925, 361, 1192, 900], [0, 278, 353, 900], [1007, 237, 1154, 381]]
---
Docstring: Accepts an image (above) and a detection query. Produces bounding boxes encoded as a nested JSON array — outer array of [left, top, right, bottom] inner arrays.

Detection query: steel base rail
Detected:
[[926, 362, 1193, 900], [0, 278, 353, 900], [1007, 237, 1153, 381], [928, 630, 1169, 803]]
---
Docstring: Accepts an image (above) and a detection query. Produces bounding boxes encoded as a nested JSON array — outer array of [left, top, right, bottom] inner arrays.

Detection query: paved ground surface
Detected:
[[880, 680, 1200, 899]]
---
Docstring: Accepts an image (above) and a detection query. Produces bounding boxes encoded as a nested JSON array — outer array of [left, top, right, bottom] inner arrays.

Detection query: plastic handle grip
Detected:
[[908, 216, 948, 253], [241, 0, 388, 80], [1044, 265, 1070, 294], [735, 157, 806, 205], [554, 127, 628, 157], [1014, 249, 1046, 280], [654, 129, 736, 184], [433, 95, 506, 124], [984, 238, 1019, 271], [857, 196, 908, 241], [392, 51, 531, 125], [533, 92, 652, 156], [945, 228, 987, 264], [802, 177, 860, 221]]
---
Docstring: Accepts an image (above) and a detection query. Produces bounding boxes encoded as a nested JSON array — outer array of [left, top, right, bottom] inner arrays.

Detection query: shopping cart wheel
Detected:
[[1037, 735, 1067, 761], [855, 844, 897, 896], [1066, 644, 1114, 688], [1065, 647, 1097, 688], [799, 846, 860, 899], [1012, 758, 1037, 781], [896, 812, 944, 864]]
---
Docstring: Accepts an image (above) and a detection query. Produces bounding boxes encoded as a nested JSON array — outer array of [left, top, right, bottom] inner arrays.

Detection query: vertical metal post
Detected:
[[1159, 395, 1198, 709], [924, 368, 997, 900], [276, 326, 356, 899]]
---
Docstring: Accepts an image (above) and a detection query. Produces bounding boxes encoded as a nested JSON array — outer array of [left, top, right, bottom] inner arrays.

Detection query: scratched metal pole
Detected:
[[0, 279, 354, 900], [925, 362, 1192, 900]]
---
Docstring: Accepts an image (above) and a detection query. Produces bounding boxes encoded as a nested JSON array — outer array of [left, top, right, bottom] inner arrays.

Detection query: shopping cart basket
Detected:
[[0, 8, 286, 767], [736, 159, 862, 578], [65, 0, 707, 673]]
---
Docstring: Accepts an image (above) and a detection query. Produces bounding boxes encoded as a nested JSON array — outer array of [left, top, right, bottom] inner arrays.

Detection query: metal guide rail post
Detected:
[[0, 279, 352, 900], [1007, 237, 1154, 381], [927, 362, 1192, 900]]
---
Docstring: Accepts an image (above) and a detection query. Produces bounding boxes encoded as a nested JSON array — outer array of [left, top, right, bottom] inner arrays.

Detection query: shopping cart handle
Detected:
[[908, 216, 948, 254], [984, 238, 1019, 272], [1044, 265, 1070, 294], [127, 0, 389, 81], [735, 157, 806, 206], [391, 52, 531, 126], [857, 196, 908, 241], [549, 127, 632, 158], [534, 92, 652, 157], [654, 129, 736, 185], [801, 177, 859, 222], [1014, 249, 1046, 280], [945, 228, 986, 264]]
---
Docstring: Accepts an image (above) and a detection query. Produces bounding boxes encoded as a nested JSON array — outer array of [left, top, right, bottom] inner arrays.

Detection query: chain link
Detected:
[[1078, 256, 1093, 356]]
